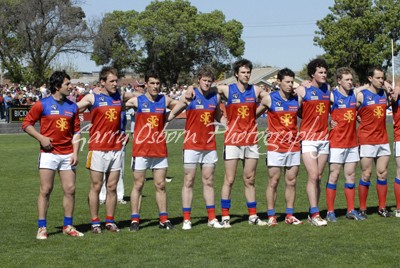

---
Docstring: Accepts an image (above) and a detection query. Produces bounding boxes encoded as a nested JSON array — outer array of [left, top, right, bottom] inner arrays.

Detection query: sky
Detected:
[[66, 0, 335, 73]]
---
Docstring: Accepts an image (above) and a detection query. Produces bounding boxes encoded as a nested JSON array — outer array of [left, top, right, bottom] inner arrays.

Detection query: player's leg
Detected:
[[37, 168, 56, 239], [343, 161, 364, 220], [266, 166, 281, 226], [104, 170, 121, 231], [182, 165, 196, 229], [284, 165, 302, 225], [153, 168, 174, 229], [359, 156, 373, 214], [326, 162, 341, 222], [201, 164, 222, 228], [375, 154, 391, 216], [88, 170, 105, 233]]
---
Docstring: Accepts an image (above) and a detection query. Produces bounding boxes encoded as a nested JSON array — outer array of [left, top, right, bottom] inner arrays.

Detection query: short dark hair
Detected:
[[145, 70, 160, 82], [233, 59, 253, 76], [99, 66, 118, 82], [49, 70, 70, 94], [367, 66, 384, 78], [307, 58, 328, 78], [197, 66, 215, 81], [277, 68, 295, 81]]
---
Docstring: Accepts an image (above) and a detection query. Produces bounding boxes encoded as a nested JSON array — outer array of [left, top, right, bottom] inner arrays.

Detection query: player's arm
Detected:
[[77, 94, 94, 113], [214, 94, 227, 124], [256, 92, 271, 118], [167, 94, 191, 122], [294, 86, 306, 119], [215, 84, 229, 100], [70, 107, 81, 166], [122, 91, 143, 102], [22, 102, 53, 150], [125, 97, 138, 110]]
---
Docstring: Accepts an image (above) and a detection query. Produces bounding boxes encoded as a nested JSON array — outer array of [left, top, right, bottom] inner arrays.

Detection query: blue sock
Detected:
[[326, 183, 337, 190], [38, 219, 46, 228], [309, 207, 319, 215], [267, 209, 275, 217], [344, 183, 355, 189], [63, 216, 73, 227], [221, 199, 231, 209], [286, 208, 294, 215]]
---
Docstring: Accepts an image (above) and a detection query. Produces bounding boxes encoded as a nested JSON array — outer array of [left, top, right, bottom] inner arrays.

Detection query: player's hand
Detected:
[[70, 153, 78, 166], [301, 80, 312, 88], [122, 133, 129, 145], [330, 120, 338, 129], [40, 136, 53, 151]]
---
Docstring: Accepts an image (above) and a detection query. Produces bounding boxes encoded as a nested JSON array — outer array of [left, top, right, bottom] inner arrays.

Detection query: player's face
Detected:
[[146, 77, 160, 97], [103, 73, 118, 94], [59, 78, 72, 97], [235, 66, 251, 85], [198, 76, 213, 92], [312, 67, 327, 84], [338, 73, 353, 91], [278, 76, 294, 94], [368, 70, 384, 89]]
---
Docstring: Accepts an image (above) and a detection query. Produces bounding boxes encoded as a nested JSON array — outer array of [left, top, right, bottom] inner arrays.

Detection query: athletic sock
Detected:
[[394, 178, 400, 209], [63, 216, 73, 227], [267, 209, 276, 218], [159, 212, 169, 223], [358, 179, 370, 210], [247, 201, 257, 217], [38, 219, 47, 228], [91, 217, 101, 225], [326, 183, 337, 212], [105, 215, 115, 224], [344, 183, 355, 212], [206, 205, 216, 221], [376, 179, 388, 209], [309, 207, 319, 218], [182, 207, 191, 221], [221, 199, 231, 218], [286, 208, 294, 218], [131, 214, 140, 223]]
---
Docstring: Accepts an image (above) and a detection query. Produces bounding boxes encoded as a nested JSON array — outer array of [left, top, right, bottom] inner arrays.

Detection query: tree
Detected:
[[92, 0, 244, 86], [314, 0, 400, 83], [0, 0, 92, 85]]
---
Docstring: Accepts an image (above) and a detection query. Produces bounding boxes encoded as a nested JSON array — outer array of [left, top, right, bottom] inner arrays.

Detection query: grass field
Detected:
[[1, 127, 399, 267]]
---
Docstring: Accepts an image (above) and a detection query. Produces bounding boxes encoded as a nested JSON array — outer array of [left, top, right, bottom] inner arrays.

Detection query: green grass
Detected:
[[0, 126, 399, 267]]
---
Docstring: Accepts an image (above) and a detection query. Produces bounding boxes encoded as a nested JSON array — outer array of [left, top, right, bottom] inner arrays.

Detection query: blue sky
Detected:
[[67, 0, 335, 72]]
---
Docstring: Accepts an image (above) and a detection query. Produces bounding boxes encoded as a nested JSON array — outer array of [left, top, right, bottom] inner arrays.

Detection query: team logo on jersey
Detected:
[[343, 110, 355, 123], [200, 112, 212, 125], [56, 118, 68, 131], [105, 108, 118, 122], [143, 102, 149, 108], [232, 93, 240, 103], [280, 114, 293, 126], [276, 101, 281, 107], [237, 106, 249, 118], [368, 96, 372, 101], [373, 106, 384, 118], [338, 99, 344, 104], [233, 93, 239, 99], [147, 115, 159, 128], [51, 105, 57, 110], [99, 96, 105, 102], [196, 98, 202, 105], [315, 103, 326, 115], [311, 90, 317, 96]]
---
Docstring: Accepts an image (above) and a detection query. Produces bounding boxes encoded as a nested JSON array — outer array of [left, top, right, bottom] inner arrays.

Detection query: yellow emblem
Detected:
[[56, 118, 68, 131], [147, 115, 159, 128], [316, 103, 326, 115], [280, 114, 293, 126], [237, 106, 249, 118], [373, 106, 384, 118], [343, 110, 355, 123], [200, 112, 212, 125], [105, 108, 118, 122]]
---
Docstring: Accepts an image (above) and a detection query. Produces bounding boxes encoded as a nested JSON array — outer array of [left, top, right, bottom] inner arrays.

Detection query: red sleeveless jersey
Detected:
[[299, 84, 330, 141], [133, 94, 167, 157], [88, 92, 123, 151], [329, 89, 358, 148], [358, 89, 388, 145], [184, 88, 218, 150], [393, 98, 400, 142], [224, 84, 258, 146], [267, 91, 300, 152]]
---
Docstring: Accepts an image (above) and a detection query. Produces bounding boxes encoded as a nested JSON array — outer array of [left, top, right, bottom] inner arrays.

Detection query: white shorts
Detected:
[[224, 145, 259, 160], [329, 147, 360, 164], [394, 142, 400, 157], [86, 150, 123, 172], [360, 144, 391, 158], [266, 151, 300, 167], [132, 157, 168, 171], [39, 152, 75, 170], [301, 140, 330, 155], [183, 150, 218, 165]]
